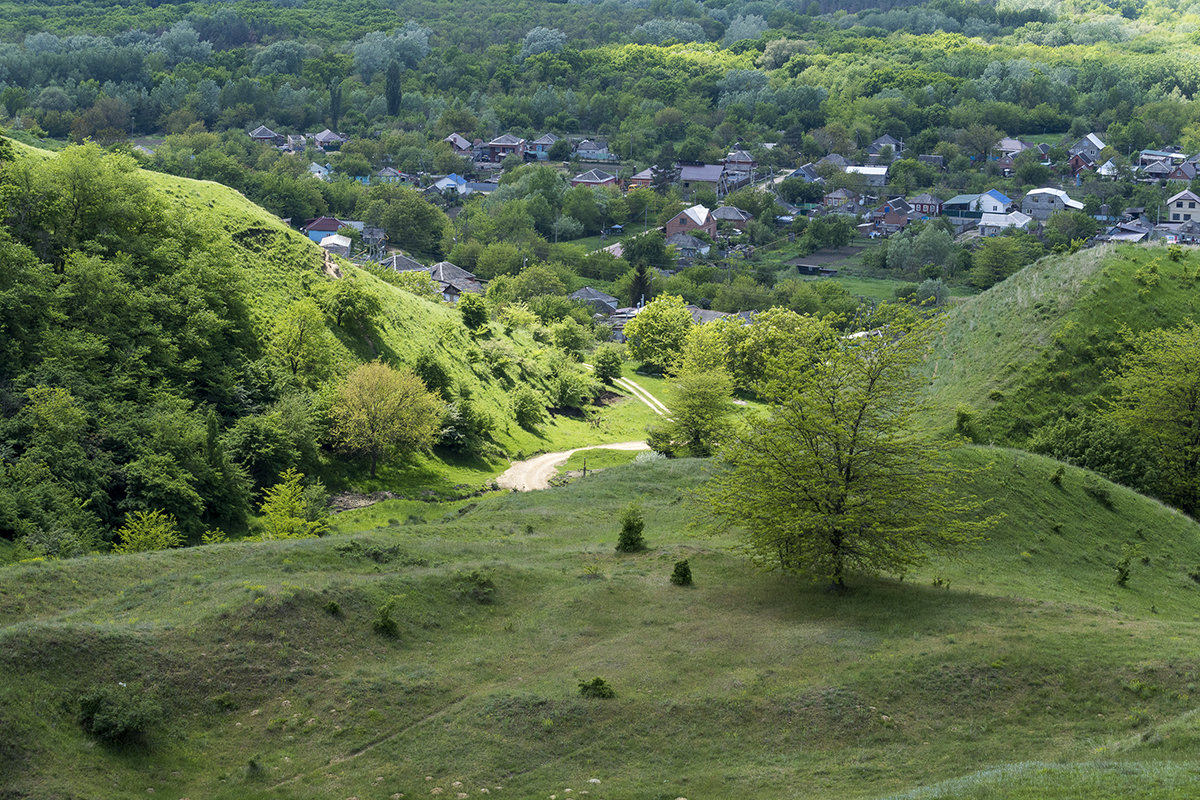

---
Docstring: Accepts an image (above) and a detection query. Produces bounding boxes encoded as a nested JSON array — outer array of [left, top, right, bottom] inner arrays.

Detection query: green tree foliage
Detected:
[[647, 366, 735, 457], [1105, 321, 1200, 515], [257, 468, 329, 540], [969, 233, 1045, 289], [112, 509, 183, 554], [622, 294, 693, 372], [510, 385, 546, 429], [698, 315, 995, 590], [458, 292, 489, 330], [320, 277, 382, 329], [1044, 211, 1099, 252], [616, 501, 646, 552], [269, 298, 337, 384], [592, 342, 625, 384], [329, 362, 442, 477]]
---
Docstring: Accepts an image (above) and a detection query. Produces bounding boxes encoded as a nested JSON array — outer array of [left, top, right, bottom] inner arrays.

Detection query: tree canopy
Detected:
[[698, 315, 995, 590]]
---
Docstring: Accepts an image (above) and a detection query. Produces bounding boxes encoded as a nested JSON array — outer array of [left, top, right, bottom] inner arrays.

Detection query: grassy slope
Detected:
[[15, 143, 660, 495], [6, 448, 1200, 798], [924, 243, 1200, 441]]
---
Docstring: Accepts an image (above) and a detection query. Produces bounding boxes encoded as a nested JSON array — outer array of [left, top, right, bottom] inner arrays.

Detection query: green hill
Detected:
[[0, 140, 659, 551], [926, 242, 1200, 443], [6, 447, 1200, 799]]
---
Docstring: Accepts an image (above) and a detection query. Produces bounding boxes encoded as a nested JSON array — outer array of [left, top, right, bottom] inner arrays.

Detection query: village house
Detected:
[[569, 287, 620, 316], [978, 210, 1033, 236], [666, 233, 710, 259], [679, 164, 727, 198], [1167, 162, 1198, 183], [1166, 189, 1200, 222], [943, 189, 1011, 219], [845, 164, 888, 187], [723, 149, 757, 174], [482, 133, 526, 162], [570, 168, 617, 187], [318, 234, 351, 257], [626, 168, 655, 189], [574, 139, 612, 161], [249, 125, 284, 146], [301, 216, 357, 242], [1020, 188, 1084, 221], [1069, 133, 1106, 162], [868, 134, 904, 158], [712, 205, 754, 231], [530, 133, 559, 160], [307, 162, 330, 181], [313, 129, 347, 151], [909, 192, 943, 217], [665, 204, 717, 238], [917, 154, 945, 171], [823, 187, 857, 208], [443, 133, 473, 154]]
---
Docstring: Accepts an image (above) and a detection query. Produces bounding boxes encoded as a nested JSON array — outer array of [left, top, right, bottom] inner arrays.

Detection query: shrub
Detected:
[[1115, 542, 1141, 588], [413, 349, 452, 398], [578, 677, 615, 698], [510, 385, 546, 428], [323, 599, 342, 616], [458, 292, 488, 330], [373, 597, 400, 637], [670, 559, 693, 586], [458, 570, 496, 604], [78, 684, 161, 745], [112, 509, 183, 554], [1050, 465, 1065, 486], [616, 502, 646, 552], [592, 342, 625, 384]]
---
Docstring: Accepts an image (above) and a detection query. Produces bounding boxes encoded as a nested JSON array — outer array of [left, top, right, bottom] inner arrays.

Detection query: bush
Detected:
[[616, 502, 646, 552], [78, 684, 161, 745], [458, 292, 488, 330], [373, 597, 400, 637], [112, 509, 183, 554], [670, 559, 693, 586], [510, 385, 546, 428], [413, 349, 452, 398], [578, 677, 615, 698], [592, 342, 625, 384], [458, 570, 496, 604]]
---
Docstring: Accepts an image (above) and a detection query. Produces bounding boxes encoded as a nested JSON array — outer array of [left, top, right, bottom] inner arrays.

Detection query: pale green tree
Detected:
[[698, 314, 995, 591], [621, 294, 693, 373], [257, 468, 328, 540], [647, 366, 735, 457], [329, 361, 442, 476], [113, 509, 183, 554]]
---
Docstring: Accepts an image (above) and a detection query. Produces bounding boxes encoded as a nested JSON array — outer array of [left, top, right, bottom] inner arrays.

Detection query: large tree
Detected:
[[329, 361, 441, 477], [698, 315, 993, 591], [621, 293, 693, 373]]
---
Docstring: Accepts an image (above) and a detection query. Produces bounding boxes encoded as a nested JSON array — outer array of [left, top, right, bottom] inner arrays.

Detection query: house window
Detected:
[[1174, 213, 1181, 221], [1191, 202, 1197, 209]]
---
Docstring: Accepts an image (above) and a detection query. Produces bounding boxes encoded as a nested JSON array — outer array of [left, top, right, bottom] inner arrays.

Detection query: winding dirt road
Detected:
[[496, 441, 651, 491]]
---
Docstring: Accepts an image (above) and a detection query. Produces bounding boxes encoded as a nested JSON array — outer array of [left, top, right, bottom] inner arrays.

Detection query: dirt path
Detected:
[[582, 366, 670, 416], [496, 441, 650, 491]]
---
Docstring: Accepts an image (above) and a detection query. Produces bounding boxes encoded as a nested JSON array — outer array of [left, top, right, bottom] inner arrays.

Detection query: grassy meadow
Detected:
[[7, 448, 1200, 798]]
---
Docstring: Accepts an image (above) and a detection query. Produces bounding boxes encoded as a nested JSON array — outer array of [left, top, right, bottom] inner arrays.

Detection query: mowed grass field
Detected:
[[6, 447, 1200, 799]]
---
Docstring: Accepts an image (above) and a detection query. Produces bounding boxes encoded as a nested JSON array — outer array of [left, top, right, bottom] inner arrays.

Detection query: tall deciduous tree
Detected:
[[647, 366, 733, 457], [698, 315, 994, 591], [330, 361, 441, 477], [269, 298, 336, 384], [1105, 321, 1200, 515], [385, 60, 402, 116], [621, 294, 693, 373]]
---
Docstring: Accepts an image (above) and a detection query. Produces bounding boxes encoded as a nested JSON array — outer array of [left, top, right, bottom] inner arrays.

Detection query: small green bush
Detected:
[[510, 385, 546, 429], [670, 559, 693, 586], [1115, 543, 1141, 587], [373, 597, 400, 637], [459, 570, 496, 604], [592, 342, 625, 384], [78, 684, 161, 745], [323, 599, 342, 617], [1050, 465, 1065, 486], [616, 502, 646, 552], [578, 677, 615, 698]]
